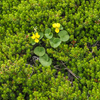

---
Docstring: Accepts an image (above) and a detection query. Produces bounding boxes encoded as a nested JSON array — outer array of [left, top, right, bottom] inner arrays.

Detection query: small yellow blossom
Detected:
[[35, 32, 40, 38], [55, 28, 59, 33], [56, 23, 60, 28], [35, 38, 39, 43], [52, 23, 60, 28], [52, 23, 60, 33], [31, 32, 40, 43], [31, 34, 35, 39], [52, 23, 56, 28]]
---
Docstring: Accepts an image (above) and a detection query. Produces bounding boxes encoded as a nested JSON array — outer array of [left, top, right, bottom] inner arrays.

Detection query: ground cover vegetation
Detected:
[[0, 0, 100, 99]]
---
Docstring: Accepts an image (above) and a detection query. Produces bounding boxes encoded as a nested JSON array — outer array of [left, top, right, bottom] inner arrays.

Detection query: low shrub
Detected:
[[1, 0, 100, 99]]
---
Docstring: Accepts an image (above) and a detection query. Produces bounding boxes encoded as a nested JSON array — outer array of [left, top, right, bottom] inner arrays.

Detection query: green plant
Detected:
[[30, 23, 69, 66]]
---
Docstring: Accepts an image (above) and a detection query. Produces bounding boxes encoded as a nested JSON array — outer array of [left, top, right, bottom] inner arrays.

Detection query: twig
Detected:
[[25, 64, 34, 68], [54, 65, 60, 70], [92, 41, 99, 47], [61, 61, 81, 79]]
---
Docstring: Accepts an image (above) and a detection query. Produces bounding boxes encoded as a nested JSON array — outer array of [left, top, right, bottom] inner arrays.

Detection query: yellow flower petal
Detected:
[[55, 28, 59, 33], [52, 23, 60, 28], [31, 34, 35, 39], [56, 23, 60, 28], [35, 39, 39, 43], [52, 23, 56, 28], [36, 32, 40, 38]]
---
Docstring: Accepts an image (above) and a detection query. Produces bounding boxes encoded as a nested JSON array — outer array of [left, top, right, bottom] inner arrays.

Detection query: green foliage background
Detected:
[[1, 0, 100, 99]]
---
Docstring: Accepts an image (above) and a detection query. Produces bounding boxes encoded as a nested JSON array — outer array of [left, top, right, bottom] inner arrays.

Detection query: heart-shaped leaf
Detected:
[[59, 24, 63, 30], [30, 38, 36, 45], [58, 30, 69, 42], [50, 37, 61, 48], [38, 32, 43, 39], [45, 32, 53, 39], [39, 54, 52, 66], [45, 28, 53, 39], [45, 28, 51, 34], [34, 46, 45, 56]]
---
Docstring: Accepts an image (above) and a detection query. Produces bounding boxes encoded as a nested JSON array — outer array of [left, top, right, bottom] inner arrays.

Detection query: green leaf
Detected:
[[45, 32, 53, 39], [50, 37, 61, 48], [59, 24, 63, 30], [38, 32, 43, 39], [45, 28, 51, 34], [34, 46, 45, 56], [58, 30, 69, 42], [39, 54, 52, 66], [45, 28, 53, 39], [31, 41, 35, 45], [30, 39, 36, 45]]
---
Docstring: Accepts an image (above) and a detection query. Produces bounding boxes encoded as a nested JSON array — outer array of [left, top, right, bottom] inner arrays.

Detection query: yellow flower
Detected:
[[31, 34, 35, 39], [52, 23, 56, 28], [55, 28, 59, 33], [35, 38, 39, 43], [31, 32, 40, 43], [52, 23, 60, 28], [35, 32, 40, 38], [52, 23, 60, 33], [56, 23, 60, 28]]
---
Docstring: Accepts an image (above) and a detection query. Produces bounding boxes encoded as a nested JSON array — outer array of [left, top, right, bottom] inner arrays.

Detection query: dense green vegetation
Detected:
[[1, 0, 100, 99]]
